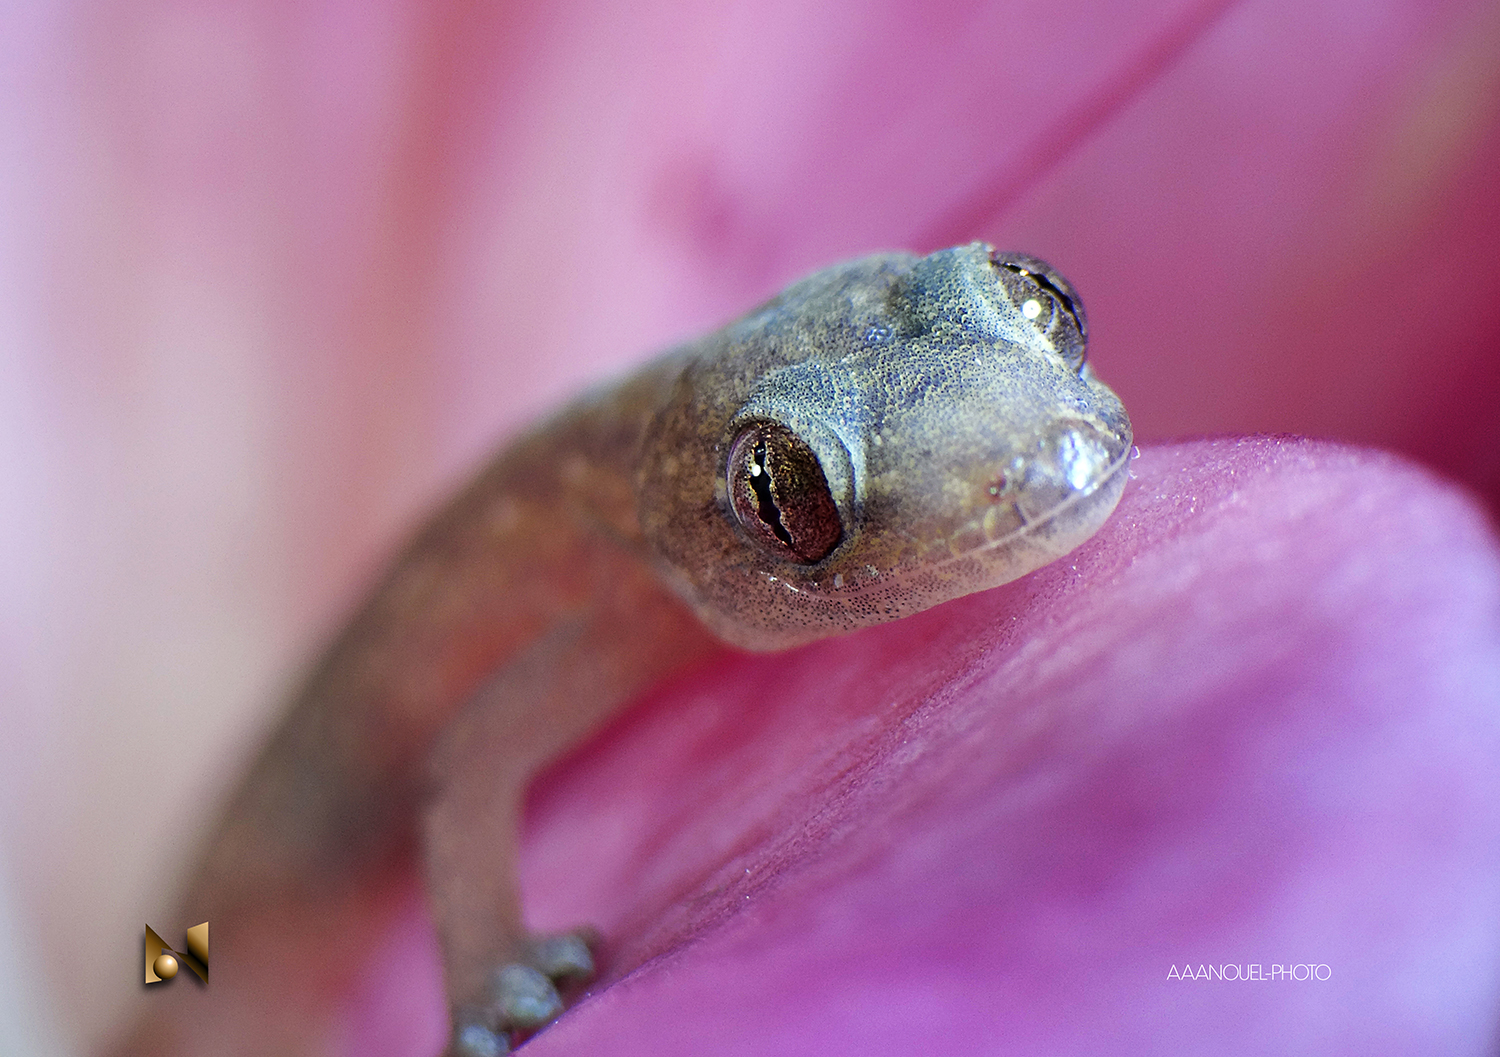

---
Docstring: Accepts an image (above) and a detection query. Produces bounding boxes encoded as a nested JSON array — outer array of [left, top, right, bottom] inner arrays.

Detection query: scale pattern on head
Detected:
[[636, 242, 1132, 651]]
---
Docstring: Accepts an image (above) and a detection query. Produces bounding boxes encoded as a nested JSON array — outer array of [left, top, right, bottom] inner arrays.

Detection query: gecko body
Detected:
[[140, 243, 1131, 1056]]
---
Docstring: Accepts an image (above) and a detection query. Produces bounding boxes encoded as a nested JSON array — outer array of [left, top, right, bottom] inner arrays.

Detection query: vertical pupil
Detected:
[[727, 423, 843, 564], [748, 439, 795, 548]]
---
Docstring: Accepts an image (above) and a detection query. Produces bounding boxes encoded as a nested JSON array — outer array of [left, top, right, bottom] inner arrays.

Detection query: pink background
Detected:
[[2, 0, 1498, 1053]]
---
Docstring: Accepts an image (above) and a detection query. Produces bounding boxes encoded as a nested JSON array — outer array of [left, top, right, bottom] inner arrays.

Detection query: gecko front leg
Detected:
[[423, 557, 720, 1054]]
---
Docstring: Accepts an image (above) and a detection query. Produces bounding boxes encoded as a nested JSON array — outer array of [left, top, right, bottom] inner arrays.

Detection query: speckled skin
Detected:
[[139, 243, 1130, 1056]]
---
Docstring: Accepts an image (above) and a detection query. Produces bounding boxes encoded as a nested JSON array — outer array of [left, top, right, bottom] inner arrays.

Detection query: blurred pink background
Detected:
[[2, 0, 1498, 1052]]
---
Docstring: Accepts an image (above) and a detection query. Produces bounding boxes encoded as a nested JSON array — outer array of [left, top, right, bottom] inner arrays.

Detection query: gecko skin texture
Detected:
[[119, 243, 1131, 1056]]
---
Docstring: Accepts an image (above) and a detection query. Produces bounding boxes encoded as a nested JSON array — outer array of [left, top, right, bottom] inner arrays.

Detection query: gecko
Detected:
[[137, 242, 1131, 1056]]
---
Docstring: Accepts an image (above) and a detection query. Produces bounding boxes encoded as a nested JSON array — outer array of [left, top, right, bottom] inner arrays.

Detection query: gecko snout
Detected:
[[983, 417, 1128, 531]]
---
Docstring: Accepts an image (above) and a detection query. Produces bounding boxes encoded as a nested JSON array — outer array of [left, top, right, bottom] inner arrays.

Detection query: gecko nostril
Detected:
[[986, 465, 1021, 502]]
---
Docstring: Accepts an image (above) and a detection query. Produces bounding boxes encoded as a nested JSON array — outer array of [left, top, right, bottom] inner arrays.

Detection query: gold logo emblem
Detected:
[[144, 923, 208, 984]]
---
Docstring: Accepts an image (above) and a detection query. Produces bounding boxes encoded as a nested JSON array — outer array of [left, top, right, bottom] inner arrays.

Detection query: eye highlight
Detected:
[[989, 251, 1088, 372], [727, 423, 843, 564]]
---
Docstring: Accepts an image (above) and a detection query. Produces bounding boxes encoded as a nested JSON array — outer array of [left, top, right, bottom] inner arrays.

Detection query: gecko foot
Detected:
[[446, 930, 598, 1055]]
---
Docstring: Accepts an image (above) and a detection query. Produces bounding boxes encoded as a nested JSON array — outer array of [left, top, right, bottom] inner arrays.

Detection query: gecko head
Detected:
[[637, 242, 1132, 652]]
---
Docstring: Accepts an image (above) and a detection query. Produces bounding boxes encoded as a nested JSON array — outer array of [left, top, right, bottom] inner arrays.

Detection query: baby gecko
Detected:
[[130, 242, 1131, 1056]]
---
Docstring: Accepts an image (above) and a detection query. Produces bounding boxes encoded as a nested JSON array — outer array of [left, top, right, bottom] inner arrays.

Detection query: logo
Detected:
[[144, 922, 208, 984]]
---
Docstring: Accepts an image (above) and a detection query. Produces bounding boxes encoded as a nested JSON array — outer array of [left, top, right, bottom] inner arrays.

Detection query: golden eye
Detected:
[[726, 423, 843, 564], [988, 251, 1088, 373]]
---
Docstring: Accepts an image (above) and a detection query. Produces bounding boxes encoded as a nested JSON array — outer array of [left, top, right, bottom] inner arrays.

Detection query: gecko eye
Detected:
[[727, 423, 843, 564], [989, 251, 1088, 373]]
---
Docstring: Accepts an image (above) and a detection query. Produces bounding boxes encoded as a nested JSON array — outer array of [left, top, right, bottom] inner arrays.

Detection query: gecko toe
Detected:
[[488, 964, 564, 1031], [447, 1020, 510, 1057], [449, 928, 598, 1052], [525, 929, 596, 984]]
